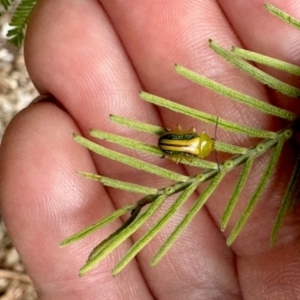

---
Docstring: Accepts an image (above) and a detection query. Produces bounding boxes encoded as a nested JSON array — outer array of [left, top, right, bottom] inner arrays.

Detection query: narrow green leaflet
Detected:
[[151, 172, 225, 266], [90, 129, 161, 156], [215, 141, 248, 155], [232, 47, 300, 77], [60, 204, 135, 247], [221, 158, 254, 231], [109, 114, 164, 135], [74, 134, 189, 182], [78, 172, 158, 195], [210, 39, 300, 98], [175, 64, 297, 121], [140, 91, 277, 139], [112, 182, 198, 275], [80, 195, 168, 276], [226, 129, 292, 246], [265, 4, 300, 30], [270, 154, 300, 245]]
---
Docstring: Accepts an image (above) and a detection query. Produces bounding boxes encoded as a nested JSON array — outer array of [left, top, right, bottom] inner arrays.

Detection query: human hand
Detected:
[[1, 1, 300, 299]]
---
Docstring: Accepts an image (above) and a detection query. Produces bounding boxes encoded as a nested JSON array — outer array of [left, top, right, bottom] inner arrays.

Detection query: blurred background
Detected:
[[0, 10, 38, 300]]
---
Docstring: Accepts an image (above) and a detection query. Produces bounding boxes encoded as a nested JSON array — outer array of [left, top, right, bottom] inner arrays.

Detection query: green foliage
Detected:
[[1, 0, 37, 46], [61, 42, 300, 276], [59, 4, 300, 276], [1, 0, 299, 277], [265, 3, 300, 30], [0, 0, 12, 11]]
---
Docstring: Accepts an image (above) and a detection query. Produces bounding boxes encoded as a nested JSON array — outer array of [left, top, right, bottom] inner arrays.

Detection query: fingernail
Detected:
[[29, 94, 66, 111], [29, 94, 55, 106]]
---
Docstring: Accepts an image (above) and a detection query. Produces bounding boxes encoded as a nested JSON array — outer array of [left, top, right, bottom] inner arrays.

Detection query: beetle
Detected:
[[158, 125, 215, 163]]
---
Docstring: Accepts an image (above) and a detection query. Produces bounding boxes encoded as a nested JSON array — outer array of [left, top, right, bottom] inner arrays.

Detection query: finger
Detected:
[[24, 0, 242, 298], [25, 0, 165, 209], [22, 0, 166, 297], [25, 0, 159, 133], [0, 100, 153, 299]]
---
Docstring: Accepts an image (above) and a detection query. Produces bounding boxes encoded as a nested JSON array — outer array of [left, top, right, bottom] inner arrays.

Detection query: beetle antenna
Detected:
[[214, 117, 220, 172]]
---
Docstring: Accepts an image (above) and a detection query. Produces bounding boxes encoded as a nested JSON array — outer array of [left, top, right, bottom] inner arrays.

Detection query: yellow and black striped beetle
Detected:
[[158, 125, 215, 163]]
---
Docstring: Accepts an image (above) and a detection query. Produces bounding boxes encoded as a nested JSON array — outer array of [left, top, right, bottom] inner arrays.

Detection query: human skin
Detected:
[[1, 0, 300, 299]]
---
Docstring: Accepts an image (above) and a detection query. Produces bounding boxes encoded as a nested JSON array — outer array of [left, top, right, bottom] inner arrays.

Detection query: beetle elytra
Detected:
[[158, 125, 215, 163]]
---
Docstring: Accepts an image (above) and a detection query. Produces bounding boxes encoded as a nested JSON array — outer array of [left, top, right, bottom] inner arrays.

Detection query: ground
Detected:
[[0, 11, 38, 300]]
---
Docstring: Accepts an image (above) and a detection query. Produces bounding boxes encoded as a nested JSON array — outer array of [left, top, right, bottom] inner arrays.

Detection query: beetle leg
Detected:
[[167, 155, 181, 164], [174, 124, 182, 132], [175, 157, 181, 164], [189, 127, 196, 133]]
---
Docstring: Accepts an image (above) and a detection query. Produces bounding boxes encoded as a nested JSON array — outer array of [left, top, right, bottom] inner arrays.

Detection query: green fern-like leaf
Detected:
[[0, 0, 13, 10], [60, 62, 299, 276], [6, 0, 37, 46], [60, 4, 300, 276]]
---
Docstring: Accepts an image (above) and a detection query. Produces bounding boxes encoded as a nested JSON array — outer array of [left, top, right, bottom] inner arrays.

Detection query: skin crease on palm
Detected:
[[1, 0, 300, 299]]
